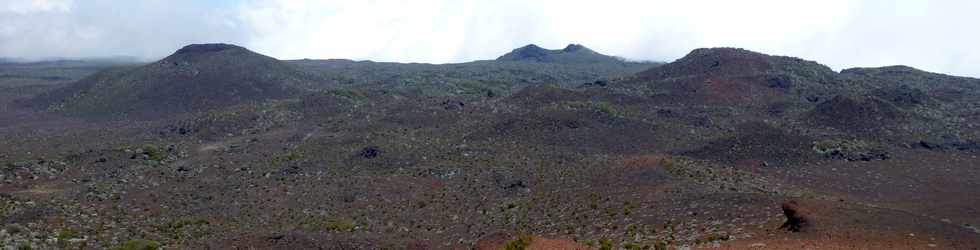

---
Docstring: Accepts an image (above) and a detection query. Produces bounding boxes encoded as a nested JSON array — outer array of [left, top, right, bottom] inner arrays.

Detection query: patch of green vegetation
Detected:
[[55, 228, 82, 241], [142, 144, 164, 161], [283, 150, 302, 161], [561, 101, 625, 118], [17, 244, 32, 250], [502, 234, 533, 250], [703, 234, 733, 242], [111, 239, 161, 250], [2, 160, 16, 170], [325, 219, 357, 232], [597, 237, 614, 250]]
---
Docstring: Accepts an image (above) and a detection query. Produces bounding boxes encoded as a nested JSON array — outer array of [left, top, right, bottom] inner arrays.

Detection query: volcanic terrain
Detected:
[[0, 43, 978, 249]]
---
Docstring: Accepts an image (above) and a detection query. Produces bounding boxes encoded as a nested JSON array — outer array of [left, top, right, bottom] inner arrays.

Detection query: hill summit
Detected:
[[30, 43, 313, 118], [496, 44, 624, 64]]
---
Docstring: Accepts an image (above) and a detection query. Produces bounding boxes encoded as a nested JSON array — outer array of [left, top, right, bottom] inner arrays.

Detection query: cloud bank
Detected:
[[2, 0, 979, 77]]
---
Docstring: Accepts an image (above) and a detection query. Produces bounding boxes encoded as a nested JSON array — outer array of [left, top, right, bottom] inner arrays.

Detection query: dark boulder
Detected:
[[766, 74, 793, 89], [779, 200, 810, 232], [358, 146, 381, 159], [442, 100, 465, 110], [492, 173, 529, 193]]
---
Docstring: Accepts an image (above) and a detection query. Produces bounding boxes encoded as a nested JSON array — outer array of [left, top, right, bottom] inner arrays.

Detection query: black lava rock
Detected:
[[358, 146, 381, 159]]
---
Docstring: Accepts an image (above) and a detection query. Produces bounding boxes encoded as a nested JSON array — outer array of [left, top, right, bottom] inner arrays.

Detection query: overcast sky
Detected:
[[2, 0, 978, 77]]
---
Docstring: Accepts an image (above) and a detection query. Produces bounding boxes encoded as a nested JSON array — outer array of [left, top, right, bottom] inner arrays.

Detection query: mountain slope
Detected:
[[30, 43, 314, 118], [625, 48, 843, 106]]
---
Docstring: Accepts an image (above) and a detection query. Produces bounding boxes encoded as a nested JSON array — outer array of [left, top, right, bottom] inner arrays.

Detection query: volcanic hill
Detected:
[[29, 43, 314, 118], [496, 44, 625, 64]]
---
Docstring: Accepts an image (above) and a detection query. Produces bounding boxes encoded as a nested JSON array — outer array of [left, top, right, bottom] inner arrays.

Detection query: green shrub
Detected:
[[284, 151, 302, 161], [503, 234, 533, 250], [325, 219, 357, 232], [703, 234, 733, 242], [142, 145, 164, 161], [598, 237, 613, 250], [55, 229, 82, 241]]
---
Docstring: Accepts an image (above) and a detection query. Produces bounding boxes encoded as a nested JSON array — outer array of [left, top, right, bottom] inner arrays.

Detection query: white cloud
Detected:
[[0, 0, 246, 60], [1, 0, 73, 14]]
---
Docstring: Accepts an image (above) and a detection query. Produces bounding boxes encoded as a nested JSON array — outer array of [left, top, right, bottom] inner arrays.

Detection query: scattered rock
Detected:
[[493, 173, 529, 192], [914, 138, 980, 152], [268, 234, 285, 241], [779, 200, 810, 232], [358, 146, 381, 159], [583, 80, 608, 87], [442, 100, 465, 110]]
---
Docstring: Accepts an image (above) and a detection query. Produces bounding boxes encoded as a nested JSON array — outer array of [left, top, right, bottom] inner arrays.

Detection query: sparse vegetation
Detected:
[[142, 144, 164, 161], [561, 101, 625, 117], [54, 229, 82, 241], [325, 219, 357, 232], [502, 234, 533, 250], [598, 237, 614, 250], [813, 138, 890, 161]]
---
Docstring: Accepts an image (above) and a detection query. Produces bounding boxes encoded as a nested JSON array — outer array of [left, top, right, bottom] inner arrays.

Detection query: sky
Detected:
[[2, 0, 979, 77]]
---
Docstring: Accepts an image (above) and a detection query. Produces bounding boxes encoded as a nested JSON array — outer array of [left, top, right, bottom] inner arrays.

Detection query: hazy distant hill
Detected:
[[30, 43, 315, 118], [287, 44, 660, 97], [496, 44, 627, 64]]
